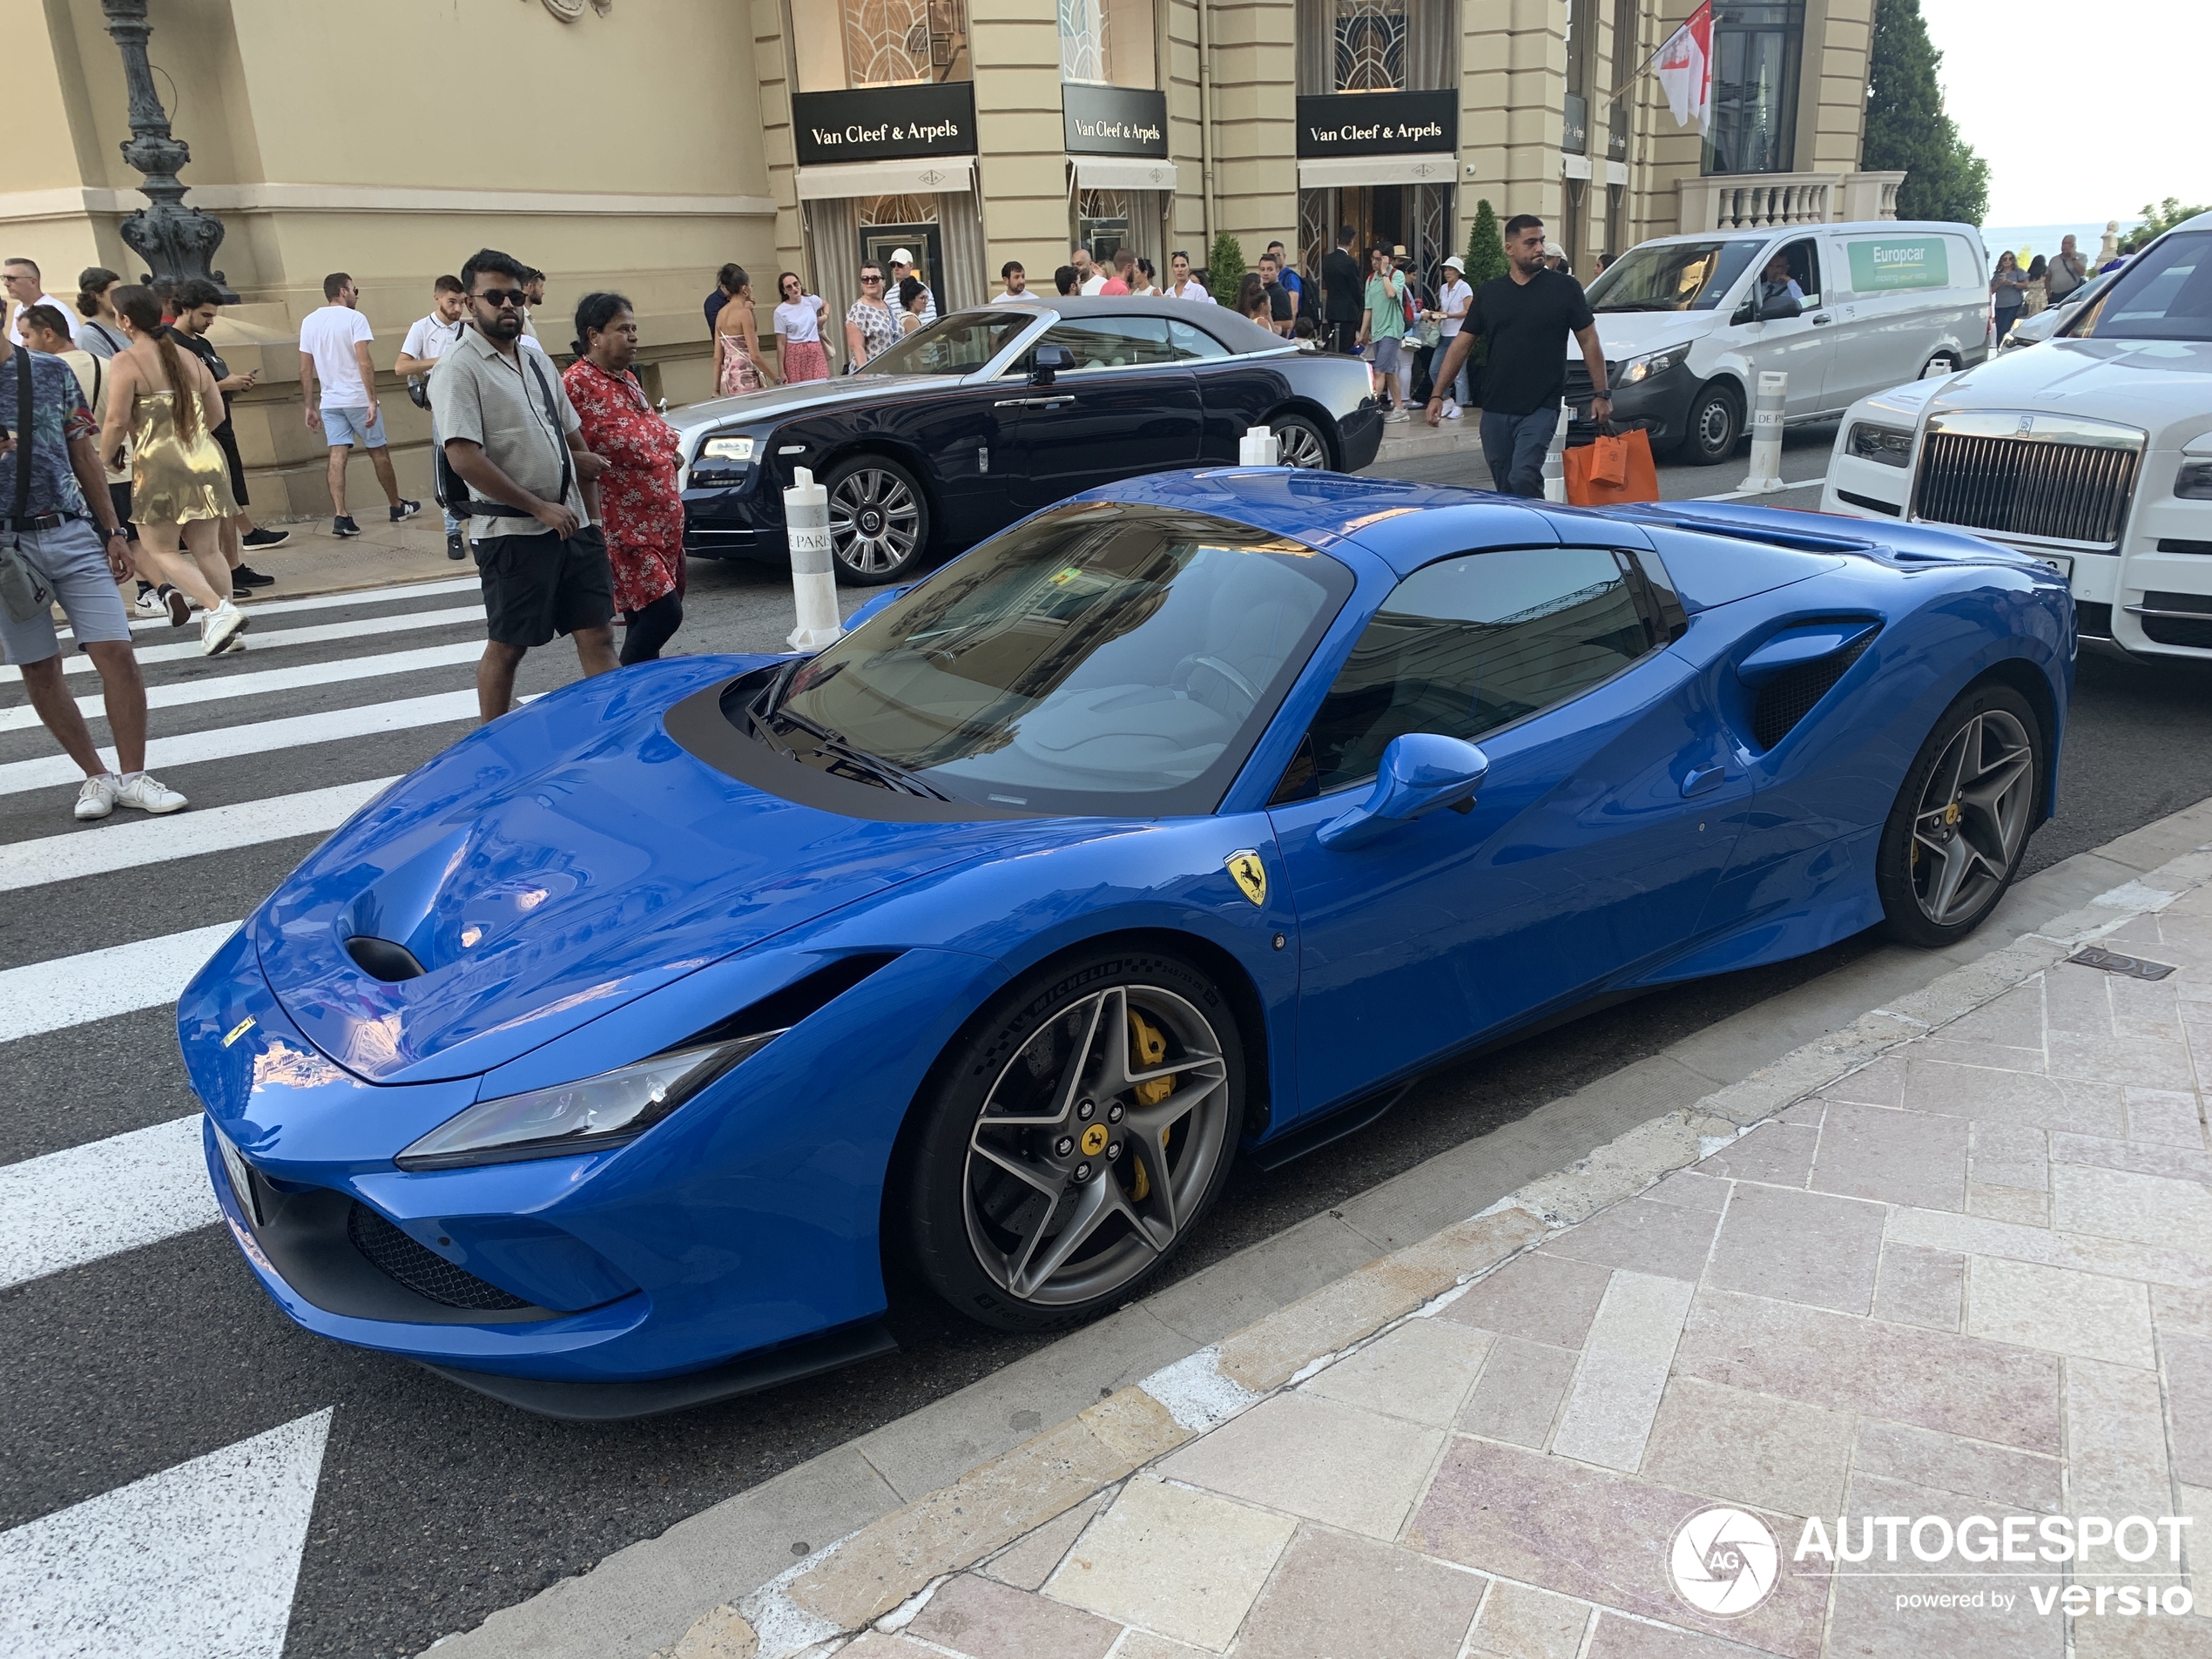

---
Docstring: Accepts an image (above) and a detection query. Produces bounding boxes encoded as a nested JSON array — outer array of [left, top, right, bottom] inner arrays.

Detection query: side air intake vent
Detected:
[[1752, 635, 1874, 751], [347, 935, 427, 981], [347, 1204, 532, 1311], [678, 953, 905, 1049]]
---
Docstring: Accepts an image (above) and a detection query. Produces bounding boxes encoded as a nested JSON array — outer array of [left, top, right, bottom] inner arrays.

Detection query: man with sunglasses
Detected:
[[844, 265, 900, 369], [432, 248, 614, 720]]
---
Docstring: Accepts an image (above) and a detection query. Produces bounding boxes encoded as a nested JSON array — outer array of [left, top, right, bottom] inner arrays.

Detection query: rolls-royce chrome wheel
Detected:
[[824, 457, 927, 583]]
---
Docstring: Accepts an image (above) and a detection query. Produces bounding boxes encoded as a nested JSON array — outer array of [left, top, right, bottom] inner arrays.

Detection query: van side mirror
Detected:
[[1731, 299, 1756, 326], [1032, 344, 1076, 385], [1317, 733, 1489, 849]]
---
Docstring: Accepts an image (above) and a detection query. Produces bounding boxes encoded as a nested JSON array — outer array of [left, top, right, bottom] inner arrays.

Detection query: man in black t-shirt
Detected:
[[1320, 226, 1364, 357], [1257, 252, 1295, 335], [1424, 213, 1612, 497]]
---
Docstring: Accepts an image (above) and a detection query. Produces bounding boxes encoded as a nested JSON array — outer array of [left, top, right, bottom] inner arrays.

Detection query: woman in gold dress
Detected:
[[100, 287, 249, 654]]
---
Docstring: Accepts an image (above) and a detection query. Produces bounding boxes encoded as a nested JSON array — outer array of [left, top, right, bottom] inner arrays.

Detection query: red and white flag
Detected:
[[1654, 1, 1714, 133]]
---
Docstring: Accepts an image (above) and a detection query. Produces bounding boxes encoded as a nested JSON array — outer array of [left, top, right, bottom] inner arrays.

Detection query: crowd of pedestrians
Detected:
[[1990, 233, 2093, 341]]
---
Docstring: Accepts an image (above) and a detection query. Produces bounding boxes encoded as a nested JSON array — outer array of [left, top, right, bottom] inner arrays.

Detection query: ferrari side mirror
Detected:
[[1032, 344, 1076, 385], [1317, 733, 1489, 850]]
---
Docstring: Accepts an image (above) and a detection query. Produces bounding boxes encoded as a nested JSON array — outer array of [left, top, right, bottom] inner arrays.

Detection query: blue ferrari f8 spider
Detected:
[[179, 471, 2071, 1416]]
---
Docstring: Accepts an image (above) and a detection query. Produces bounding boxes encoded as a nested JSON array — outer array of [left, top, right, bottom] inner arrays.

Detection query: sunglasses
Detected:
[[475, 288, 528, 307], [860, 274, 884, 283]]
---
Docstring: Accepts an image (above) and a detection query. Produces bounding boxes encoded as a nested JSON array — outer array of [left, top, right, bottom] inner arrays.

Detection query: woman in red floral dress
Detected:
[[563, 293, 686, 664]]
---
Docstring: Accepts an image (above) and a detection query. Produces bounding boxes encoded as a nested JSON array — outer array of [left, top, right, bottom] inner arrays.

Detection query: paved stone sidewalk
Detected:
[[672, 859, 2212, 1659]]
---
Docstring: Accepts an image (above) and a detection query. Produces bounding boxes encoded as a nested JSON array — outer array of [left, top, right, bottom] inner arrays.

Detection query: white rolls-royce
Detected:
[[1820, 211, 2212, 661]]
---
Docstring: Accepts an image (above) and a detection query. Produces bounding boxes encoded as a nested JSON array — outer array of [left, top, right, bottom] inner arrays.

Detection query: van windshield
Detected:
[[2069, 232, 2212, 342], [1588, 239, 1764, 312]]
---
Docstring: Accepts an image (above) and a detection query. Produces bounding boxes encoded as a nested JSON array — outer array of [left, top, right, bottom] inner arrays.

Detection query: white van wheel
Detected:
[[1677, 381, 1743, 467]]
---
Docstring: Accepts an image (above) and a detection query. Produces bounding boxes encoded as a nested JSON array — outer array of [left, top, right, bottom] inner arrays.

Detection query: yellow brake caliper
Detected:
[[1125, 1010, 1176, 1202]]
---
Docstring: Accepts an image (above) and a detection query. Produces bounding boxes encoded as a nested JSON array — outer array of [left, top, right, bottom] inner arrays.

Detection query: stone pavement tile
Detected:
[[1551, 1271, 1696, 1472], [1966, 1184, 2048, 1224], [1704, 1184, 1886, 1316], [2045, 962, 2114, 1036], [2155, 1285, 2212, 1343], [1464, 1579, 1594, 1658], [1581, 1616, 1763, 1659], [1825, 1472, 2063, 1658], [2054, 1131, 2212, 1184], [2073, 1616, 2212, 1659], [1947, 983, 2046, 1047], [1227, 1527, 1486, 1659], [1872, 1243, 1964, 1332], [1826, 1055, 1904, 1109], [1443, 1252, 1613, 1352], [2111, 975, 2185, 1042], [1778, 1099, 1826, 1127], [1916, 1035, 2047, 1074], [1157, 1391, 1445, 1541], [1888, 1204, 2212, 1291], [2066, 1358, 2175, 1521], [981, 1492, 1109, 1593], [1406, 1439, 1828, 1658], [1808, 1101, 1970, 1211], [906, 1573, 1123, 1659], [1645, 1170, 1731, 1212], [1638, 1375, 1853, 1518], [1691, 1122, 1814, 1188], [1303, 1317, 1492, 1428], [2165, 1332, 2212, 1488], [1459, 1338, 1578, 1449], [1042, 1477, 1292, 1652], [2048, 1030, 2197, 1090], [1851, 1419, 2063, 1513], [2130, 1087, 2208, 1148], [839, 1635, 946, 1658], [1965, 1255, 2156, 1367], [1902, 1057, 2127, 1137], [1673, 1288, 2062, 1453], [1109, 1635, 1208, 1659], [2053, 1163, 2212, 1256], [1970, 1122, 2049, 1193], [1542, 1199, 1721, 1284]]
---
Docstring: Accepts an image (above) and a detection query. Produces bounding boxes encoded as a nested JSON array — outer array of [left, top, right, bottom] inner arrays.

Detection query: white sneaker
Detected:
[[113, 771, 188, 814], [200, 600, 250, 656], [74, 775, 118, 820], [1443, 403, 1461, 420]]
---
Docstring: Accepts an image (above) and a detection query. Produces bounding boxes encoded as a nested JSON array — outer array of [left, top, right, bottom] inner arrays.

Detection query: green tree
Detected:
[[2120, 198, 2211, 254], [1207, 231, 1247, 296], [1463, 199, 1508, 288], [1863, 0, 1990, 226]]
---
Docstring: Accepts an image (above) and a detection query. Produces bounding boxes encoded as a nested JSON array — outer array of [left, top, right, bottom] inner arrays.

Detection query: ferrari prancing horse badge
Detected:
[[1225, 850, 1267, 907]]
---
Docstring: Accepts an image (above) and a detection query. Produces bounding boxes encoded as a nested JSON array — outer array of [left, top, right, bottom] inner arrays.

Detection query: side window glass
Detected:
[[1167, 318, 1231, 361], [1022, 316, 1176, 373], [1782, 239, 1821, 306], [1282, 547, 1653, 799]]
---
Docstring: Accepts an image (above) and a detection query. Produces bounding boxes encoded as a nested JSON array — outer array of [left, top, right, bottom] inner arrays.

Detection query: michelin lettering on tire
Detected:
[[1671, 1506, 1780, 1617]]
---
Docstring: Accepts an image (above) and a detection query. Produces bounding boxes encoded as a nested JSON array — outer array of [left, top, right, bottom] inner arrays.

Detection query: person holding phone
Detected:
[[168, 279, 277, 596]]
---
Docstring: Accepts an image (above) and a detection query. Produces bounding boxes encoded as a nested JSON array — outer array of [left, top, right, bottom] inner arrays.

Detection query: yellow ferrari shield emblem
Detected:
[[1225, 849, 1267, 907], [221, 1015, 257, 1049], [1081, 1123, 1109, 1157]]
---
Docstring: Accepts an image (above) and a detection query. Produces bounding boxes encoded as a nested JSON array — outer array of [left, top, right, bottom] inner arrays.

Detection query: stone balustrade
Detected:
[[1676, 169, 1909, 234]]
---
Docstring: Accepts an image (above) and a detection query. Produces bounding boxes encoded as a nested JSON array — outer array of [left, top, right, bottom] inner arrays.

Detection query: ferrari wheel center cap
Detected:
[[1080, 1123, 1109, 1157], [1944, 801, 1961, 826]]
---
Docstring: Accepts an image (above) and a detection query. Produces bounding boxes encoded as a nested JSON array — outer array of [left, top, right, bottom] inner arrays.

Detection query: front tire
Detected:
[[1676, 380, 1743, 466], [1876, 682, 2044, 948], [823, 455, 929, 584], [905, 948, 1244, 1332], [1271, 413, 1332, 471]]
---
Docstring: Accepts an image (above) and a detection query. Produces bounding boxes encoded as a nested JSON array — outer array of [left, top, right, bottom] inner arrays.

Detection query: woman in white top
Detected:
[[1433, 255, 1473, 416], [1167, 251, 1210, 303], [897, 276, 932, 335], [73, 266, 131, 361], [772, 272, 831, 382], [1130, 259, 1163, 297]]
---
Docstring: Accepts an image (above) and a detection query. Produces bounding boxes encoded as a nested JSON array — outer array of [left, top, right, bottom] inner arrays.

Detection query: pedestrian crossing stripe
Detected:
[[3, 604, 486, 682], [61, 572, 483, 637]]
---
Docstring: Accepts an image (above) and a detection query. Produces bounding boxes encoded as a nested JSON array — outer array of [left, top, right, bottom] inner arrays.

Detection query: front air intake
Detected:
[[346, 935, 426, 981], [347, 1204, 531, 1311], [1752, 635, 1874, 751]]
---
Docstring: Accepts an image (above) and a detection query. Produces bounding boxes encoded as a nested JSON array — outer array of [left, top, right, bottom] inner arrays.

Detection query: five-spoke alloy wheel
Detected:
[[904, 951, 1244, 1331], [1878, 683, 2044, 948], [824, 455, 929, 583]]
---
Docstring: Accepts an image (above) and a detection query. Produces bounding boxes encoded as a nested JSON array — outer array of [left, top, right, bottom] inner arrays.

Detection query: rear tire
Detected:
[[824, 455, 930, 585], [1676, 381, 1743, 466], [1876, 682, 2045, 949], [1271, 413, 1333, 471]]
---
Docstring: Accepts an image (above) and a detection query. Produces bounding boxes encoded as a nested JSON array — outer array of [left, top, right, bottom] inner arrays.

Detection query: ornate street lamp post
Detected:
[[99, 0, 236, 300]]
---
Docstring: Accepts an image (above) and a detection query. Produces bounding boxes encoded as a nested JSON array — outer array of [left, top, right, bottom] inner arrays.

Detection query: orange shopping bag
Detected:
[[1565, 427, 1660, 506]]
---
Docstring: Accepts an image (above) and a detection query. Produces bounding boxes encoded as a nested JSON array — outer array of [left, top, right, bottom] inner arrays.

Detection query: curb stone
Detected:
[[685, 837, 2212, 1659]]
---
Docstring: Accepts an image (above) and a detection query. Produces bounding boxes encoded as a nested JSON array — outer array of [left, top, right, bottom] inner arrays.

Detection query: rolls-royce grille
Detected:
[[1912, 432, 2138, 547], [347, 1203, 531, 1311]]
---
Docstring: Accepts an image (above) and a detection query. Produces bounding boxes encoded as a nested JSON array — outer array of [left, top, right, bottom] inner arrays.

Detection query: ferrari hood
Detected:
[[248, 660, 1048, 1085]]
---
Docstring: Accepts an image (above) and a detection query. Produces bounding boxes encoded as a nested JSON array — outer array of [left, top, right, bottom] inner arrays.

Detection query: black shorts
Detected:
[[213, 424, 249, 509], [473, 525, 615, 649]]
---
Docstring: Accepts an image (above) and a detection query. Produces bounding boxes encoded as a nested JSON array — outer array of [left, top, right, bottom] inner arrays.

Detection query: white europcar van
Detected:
[[1820, 211, 2212, 664], [1571, 219, 1989, 463]]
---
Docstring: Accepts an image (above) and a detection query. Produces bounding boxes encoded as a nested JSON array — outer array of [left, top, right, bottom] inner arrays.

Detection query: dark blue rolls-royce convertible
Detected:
[[675, 298, 1385, 583]]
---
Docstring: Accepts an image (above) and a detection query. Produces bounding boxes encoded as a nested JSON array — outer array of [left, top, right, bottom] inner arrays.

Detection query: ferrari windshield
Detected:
[[2069, 232, 2212, 342], [853, 313, 1034, 376], [774, 503, 1351, 816], [1587, 239, 1763, 311]]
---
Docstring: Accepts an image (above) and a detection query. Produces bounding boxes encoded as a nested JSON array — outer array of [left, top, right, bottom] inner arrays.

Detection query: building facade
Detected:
[[4, 0, 1896, 512]]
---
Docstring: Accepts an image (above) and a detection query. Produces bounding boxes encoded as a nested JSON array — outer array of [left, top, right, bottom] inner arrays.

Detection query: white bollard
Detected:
[[1740, 370, 1787, 493], [784, 467, 843, 652], [1541, 407, 1571, 502], [1239, 426, 1280, 466]]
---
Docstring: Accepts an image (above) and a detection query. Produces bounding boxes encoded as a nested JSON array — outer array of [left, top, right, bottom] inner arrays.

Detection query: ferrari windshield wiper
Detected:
[[777, 706, 950, 800]]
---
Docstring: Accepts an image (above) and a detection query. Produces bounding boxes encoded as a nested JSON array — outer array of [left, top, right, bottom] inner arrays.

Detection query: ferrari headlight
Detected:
[[1849, 422, 1915, 468], [2176, 459, 2212, 500], [395, 1032, 780, 1170], [1618, 349, 1683, 385], [700, 435, 757, 463]]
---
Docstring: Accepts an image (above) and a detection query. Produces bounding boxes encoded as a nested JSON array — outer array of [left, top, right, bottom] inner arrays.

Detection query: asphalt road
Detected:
[[4, 438, 2210, 1659]]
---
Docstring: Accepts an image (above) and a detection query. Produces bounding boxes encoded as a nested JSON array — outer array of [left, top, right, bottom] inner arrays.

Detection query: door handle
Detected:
[[1682, 765, 1727, 797], [1810, 313, 1833, 326], [992, 396, 1071, 408]]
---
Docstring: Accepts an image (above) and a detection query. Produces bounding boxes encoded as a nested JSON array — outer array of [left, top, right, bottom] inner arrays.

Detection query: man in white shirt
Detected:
[[519, 266, 548, 354], [1434, 254, 1473, 415], [1072, 245, 1108, 297], [887, 249, 938, 327], [395, 274, 472, 558], [1167, 250, 1210, 303], [3, 258, 78, 347], [299, 271, 418, 539], [991, 261, 1036, 303]]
